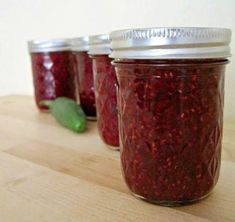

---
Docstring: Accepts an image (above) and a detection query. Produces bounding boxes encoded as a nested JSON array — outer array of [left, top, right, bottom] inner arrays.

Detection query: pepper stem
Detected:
[[39, 100, 53, 109]]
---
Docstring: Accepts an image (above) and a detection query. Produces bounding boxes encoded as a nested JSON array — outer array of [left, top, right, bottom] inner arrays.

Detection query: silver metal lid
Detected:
[[28, 38, 71, 53], [70, 36, 89, 51], [110, 27, 232, 59], [88, 34, 111, 55]]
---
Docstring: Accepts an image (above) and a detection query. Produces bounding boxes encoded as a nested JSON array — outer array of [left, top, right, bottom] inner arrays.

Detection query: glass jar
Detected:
[[28, 39, 76, 111], [89, 34, 119, 149], [110, 27, 231, 206], [71, 37, 96, 120]]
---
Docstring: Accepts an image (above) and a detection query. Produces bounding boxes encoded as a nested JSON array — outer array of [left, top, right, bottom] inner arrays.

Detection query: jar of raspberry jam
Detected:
[[28, 39, 76, 111], [89, 34, 119, 149], [70, 37, 96, 120], [110, 27, 231, 206]]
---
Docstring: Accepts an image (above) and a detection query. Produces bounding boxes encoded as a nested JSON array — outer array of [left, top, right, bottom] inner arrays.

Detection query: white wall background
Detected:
[[0, 0, 234, 120]]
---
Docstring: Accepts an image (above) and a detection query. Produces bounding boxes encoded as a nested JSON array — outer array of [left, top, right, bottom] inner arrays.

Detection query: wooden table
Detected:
[[0, 95, 234, 222]]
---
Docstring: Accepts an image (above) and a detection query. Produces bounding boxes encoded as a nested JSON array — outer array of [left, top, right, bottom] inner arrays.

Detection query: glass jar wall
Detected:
[[114, 59, 227, 205], [89, 34, 119, 149]]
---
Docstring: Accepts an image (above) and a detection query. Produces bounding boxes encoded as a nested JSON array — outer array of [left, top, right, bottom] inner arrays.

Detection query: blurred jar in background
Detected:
[[89, 34, 119, 149], [28, 39, 76, 111], [70, 37, 96, 120]]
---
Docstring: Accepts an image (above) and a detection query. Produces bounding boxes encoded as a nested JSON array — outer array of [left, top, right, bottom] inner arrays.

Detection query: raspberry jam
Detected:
[[92, 55, 119, 148], [30, 51, 76, 110], [114, 59, 227, 205], [74, 51, 96, 119]]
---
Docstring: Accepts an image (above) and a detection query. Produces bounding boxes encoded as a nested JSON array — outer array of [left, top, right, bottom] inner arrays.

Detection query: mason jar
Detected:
[[70, 37, 96, 120], [28, 39, 76, 111], [110, 27, 231, 206], [89, 34, 119, 149]]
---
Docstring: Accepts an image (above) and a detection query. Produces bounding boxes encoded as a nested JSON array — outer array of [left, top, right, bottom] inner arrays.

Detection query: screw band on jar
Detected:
[[28, 38, 71, 53], [70, 36, 89, 52], [110, 27, 231, 59], [89, 34, 111, 55], [89, 34, 119, 149], [110, 27, 231, 205], [28, 38, 76, 111]]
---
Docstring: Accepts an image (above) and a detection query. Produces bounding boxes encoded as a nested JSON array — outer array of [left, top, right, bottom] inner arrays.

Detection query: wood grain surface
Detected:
[[0, 95, 234, 222]]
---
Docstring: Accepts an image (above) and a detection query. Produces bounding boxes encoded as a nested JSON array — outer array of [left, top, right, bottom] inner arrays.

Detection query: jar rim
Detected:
[[110, 27, 232, 59]]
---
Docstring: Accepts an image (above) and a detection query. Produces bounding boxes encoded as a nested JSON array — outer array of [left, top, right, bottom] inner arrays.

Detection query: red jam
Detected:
[[114, 59, 227, 205], [30, 51, 76, 110], [74, 51, 96, 118], [92, 55, 119, 148]]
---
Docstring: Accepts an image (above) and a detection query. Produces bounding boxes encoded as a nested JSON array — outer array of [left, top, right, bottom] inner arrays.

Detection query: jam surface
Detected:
[[114, 59, 227, 203], [31, 51, 76, 110], [92, 55, 119, 147], [74, 51, 96, 118]]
